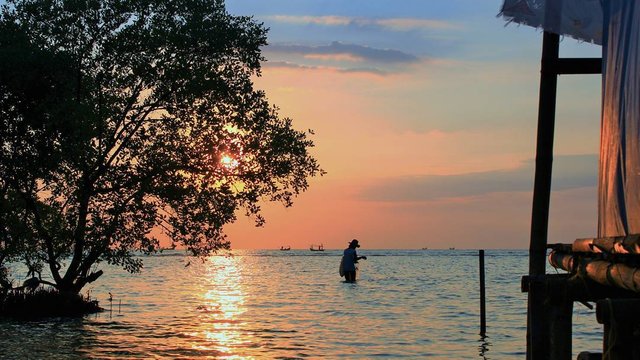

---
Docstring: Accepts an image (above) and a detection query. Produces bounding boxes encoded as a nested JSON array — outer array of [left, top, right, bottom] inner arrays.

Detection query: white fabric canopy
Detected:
[[598, 0, 640, 237], [500, 0, 604, 44]]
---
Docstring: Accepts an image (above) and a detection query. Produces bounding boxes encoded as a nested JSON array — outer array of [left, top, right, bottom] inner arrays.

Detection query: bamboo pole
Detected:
[[548, 251, 577, 273], [549, 251, 640, 293], [573, 235, 640, 254]]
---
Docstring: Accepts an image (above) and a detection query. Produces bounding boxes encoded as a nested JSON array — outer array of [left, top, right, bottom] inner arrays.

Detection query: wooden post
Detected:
[[527, 30, 560, 360], [479, 249, 486, 336], [523, 274, 575, 359], [547, 276, 573, 360], [577, 352, 603, 360], [549, 303, 573, 360], [596, 299, 640, 360]]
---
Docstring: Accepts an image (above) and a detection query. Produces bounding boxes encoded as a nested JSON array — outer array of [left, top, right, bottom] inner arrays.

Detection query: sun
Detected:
[[220, 154, 239, 170]]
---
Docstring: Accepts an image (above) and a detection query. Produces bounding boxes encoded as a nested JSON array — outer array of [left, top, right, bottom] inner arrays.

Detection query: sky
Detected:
[[223, 0, 603, 250]]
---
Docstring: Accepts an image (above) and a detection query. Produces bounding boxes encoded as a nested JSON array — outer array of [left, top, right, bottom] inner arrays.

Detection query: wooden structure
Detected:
[[527, 239, 640, 359], [502, 1, 640, 359], [525, 30, 640, 360], [524, 30, 602, 359]]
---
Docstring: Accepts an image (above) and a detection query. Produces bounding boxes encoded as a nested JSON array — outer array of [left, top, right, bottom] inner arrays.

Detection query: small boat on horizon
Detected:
[[309, 244, 324, 251], [280, 246, 291, 251]]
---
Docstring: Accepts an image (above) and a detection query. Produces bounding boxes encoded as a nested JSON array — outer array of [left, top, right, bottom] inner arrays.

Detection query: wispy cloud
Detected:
[[359, 154, 598, 202], [262, 61, 316, 70], [265, 15, 461, 31], [262, 60, 388, 76], [376, 18, 461, 31], [266, 41, 419, 64], [267, 15, 351, 26], [303, 53, 363, 62]]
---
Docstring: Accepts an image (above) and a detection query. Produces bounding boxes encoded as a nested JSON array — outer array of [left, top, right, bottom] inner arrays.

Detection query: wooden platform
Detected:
[[534, 235, 640, 359]]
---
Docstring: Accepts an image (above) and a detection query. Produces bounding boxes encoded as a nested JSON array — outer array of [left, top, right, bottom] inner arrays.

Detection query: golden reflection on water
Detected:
[[191, 255, 251, 358]]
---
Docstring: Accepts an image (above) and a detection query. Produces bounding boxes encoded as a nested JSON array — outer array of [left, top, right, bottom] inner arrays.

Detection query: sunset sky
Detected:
[[223, 0, 603, 250]]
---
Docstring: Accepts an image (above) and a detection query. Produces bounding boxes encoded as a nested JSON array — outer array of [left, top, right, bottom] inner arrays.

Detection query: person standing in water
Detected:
[[342, 239, 367, 282]]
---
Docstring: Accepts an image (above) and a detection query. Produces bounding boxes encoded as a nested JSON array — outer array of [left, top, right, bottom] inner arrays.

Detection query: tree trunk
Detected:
[[55, 270, 104, 294]]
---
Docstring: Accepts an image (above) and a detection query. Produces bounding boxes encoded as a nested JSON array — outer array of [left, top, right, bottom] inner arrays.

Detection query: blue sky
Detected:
[[222, 0, 605, 249]]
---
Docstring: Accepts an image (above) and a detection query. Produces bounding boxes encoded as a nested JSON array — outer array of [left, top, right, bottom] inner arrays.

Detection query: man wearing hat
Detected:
[[342, 239, 367, 282]]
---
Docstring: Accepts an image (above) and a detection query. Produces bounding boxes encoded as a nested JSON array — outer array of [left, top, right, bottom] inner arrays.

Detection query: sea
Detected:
[[0, 249, 602, 359]]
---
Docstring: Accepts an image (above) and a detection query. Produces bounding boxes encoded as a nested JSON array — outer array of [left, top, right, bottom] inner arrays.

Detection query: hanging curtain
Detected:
[[598, 0, 640, 237], [500, 1, 640, 236]]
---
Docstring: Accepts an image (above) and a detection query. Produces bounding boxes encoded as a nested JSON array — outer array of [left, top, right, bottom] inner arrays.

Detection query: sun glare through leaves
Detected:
[[221, 154, 239, 170]]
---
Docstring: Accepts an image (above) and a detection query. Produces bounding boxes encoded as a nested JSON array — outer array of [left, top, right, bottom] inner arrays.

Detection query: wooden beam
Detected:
[[530, 31, 559, 279], [522, 273, 640, 302], [546, 58, 602, 75]]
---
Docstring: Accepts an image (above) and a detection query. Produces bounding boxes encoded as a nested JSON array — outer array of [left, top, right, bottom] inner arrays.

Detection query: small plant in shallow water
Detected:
[[0, 287, 102, 319]]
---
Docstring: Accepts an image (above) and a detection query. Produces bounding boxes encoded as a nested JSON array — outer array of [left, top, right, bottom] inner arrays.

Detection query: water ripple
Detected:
[[1, 250, 603, 359]]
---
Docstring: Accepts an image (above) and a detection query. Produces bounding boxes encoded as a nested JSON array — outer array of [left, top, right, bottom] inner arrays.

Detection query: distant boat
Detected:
[[421, 247, 429, 250], [309, 244, 324, 251], [280, 246, 291, 251], [449, 247, 456, 250]]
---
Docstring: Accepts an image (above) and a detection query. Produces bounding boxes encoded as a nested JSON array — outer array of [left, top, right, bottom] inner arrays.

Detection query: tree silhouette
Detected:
[[0, 0, 323, 294]]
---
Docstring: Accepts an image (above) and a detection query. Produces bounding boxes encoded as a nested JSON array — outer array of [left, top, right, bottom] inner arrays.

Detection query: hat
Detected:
[[349, 239, 360, 248]]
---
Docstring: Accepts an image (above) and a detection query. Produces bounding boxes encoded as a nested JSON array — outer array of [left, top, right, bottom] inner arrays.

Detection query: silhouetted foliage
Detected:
[[1, 288, 102, 318], [0, 0, 323, 294]]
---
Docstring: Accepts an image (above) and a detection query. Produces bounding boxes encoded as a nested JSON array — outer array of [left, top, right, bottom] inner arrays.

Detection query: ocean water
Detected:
[[0, 249, 602, 359]]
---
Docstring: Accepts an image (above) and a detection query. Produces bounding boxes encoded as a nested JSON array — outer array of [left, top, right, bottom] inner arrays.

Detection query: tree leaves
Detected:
[[0, 0, 323, 293]]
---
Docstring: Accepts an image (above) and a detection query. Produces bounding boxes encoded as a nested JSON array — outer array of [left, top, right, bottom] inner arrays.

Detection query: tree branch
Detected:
[[12, 185, 62, 284]]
